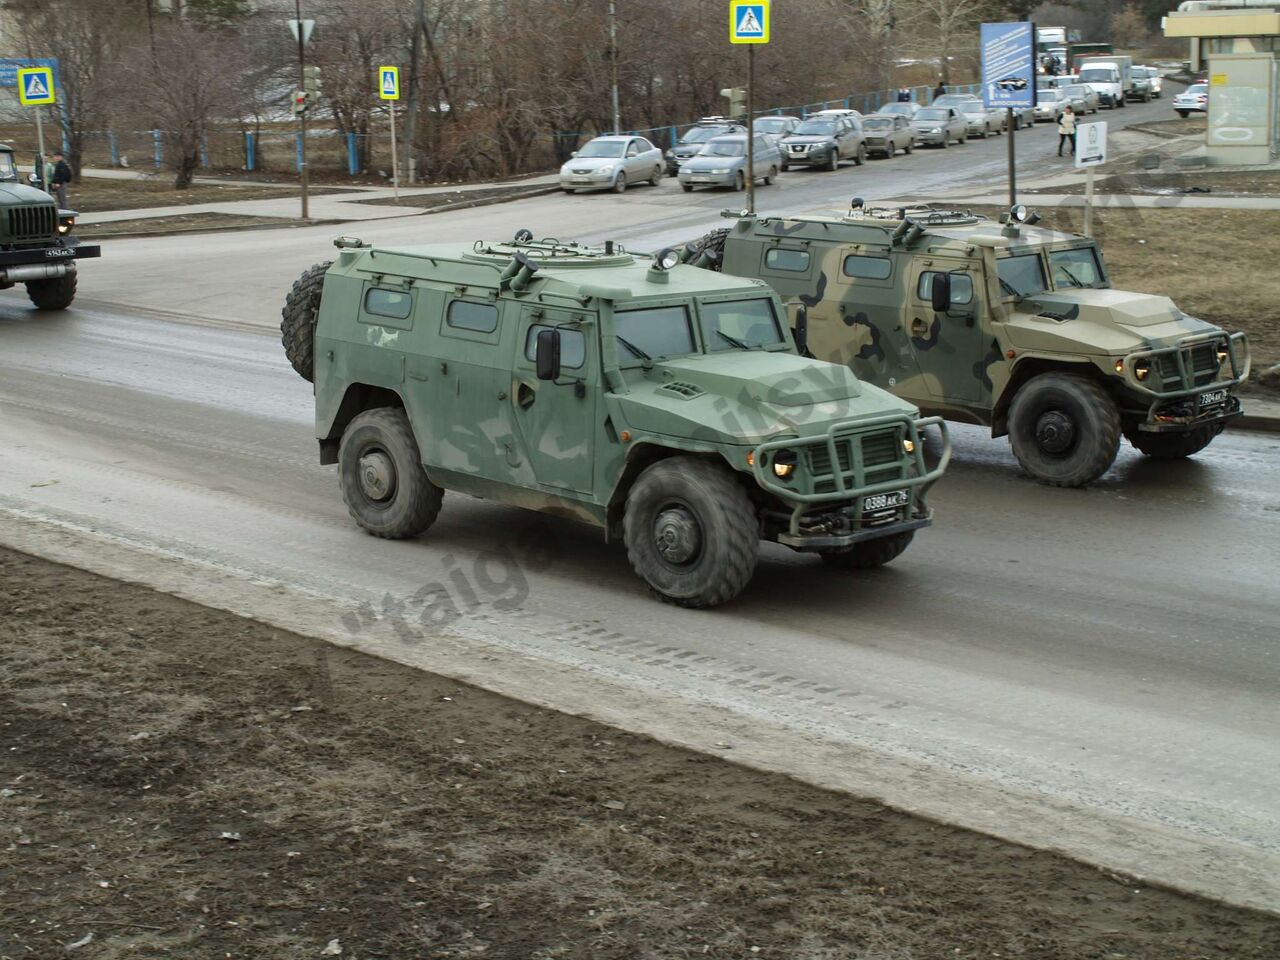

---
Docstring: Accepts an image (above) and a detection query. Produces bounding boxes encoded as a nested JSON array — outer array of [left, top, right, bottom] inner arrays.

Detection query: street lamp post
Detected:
[[609, 0, 620, 135], [295, 0, 309, 220]]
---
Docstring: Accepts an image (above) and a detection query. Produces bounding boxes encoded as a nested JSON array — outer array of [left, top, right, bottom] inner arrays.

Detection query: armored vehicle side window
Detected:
[[447, 299, 499, 333], [524, 324, 586, 369], [0, 152, 15, 181], [764, 248, 810, 273], [614, 305, 695, 361], [916, 271, 974, 305], [997, 254, 1049, 298], [1048, 247, 1104, 288], [364, 288, 413, 320], [842, 255, 892, 280], [701, 299, 784, 352]]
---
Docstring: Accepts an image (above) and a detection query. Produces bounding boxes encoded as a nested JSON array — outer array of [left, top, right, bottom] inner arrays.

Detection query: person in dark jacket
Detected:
[[933, 80, 947, 103], [49, 152, 72, 207]]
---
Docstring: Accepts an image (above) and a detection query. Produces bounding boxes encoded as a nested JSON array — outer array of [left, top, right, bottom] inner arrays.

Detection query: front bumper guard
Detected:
[[751, 414, 952, 539], [1117, 332, 1250, 430]]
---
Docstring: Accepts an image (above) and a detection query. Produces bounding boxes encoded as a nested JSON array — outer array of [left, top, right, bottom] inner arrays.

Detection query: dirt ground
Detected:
[[76, 213, 307, 240], [965, 204, 1280, 377], [59, 178, 347, 214], [3, 548, 1279, 960], [350, 186, 558, 209], [1025, 169, 1280, 198]]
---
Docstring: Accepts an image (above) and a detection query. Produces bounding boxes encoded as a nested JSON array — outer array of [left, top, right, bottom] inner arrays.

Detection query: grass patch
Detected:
[[63, 177, 348, 213], [77, 212, 304, 239], [1025, 168, 1280, 197]]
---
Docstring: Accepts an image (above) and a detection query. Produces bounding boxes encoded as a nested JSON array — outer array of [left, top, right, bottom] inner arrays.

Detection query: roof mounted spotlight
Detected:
[[1009, 204, 1030, 223], [647, 247, 680, 283], [513, 228, 534, 243]]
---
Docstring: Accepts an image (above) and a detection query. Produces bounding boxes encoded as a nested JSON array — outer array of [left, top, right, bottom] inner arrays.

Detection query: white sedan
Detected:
[[1173, 84, 1208, 118], [559, 135, 664, 194]]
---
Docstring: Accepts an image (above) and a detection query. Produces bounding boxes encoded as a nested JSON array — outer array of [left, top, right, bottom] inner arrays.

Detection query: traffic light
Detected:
[[720, 87, 747, 118], [303, 65, 322, 99], [293, 90, 308, 115]]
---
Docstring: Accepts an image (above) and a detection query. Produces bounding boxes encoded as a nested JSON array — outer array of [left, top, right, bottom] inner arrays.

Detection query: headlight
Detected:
[[57, 215, 75, 235], [902, 439, 916, 454], [708, 168, 730, 175], [1216, 342, 1230, 364], [599, 165, 614, 174], [931, 127, 942, 134], [665, 150, 674, 158], [1133, 360, 1151, 381], [771, 449, 797, 480]]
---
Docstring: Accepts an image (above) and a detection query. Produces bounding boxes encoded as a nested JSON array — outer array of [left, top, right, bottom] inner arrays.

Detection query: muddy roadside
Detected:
[[2, 547, 1278, 960]]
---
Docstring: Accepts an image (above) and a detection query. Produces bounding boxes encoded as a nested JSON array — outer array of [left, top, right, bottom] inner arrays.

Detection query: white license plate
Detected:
[[1199, 389, 1227, 407], [862, 490, 909, 512], [572, 176, 592, 183], [691, 176, 713, 182]]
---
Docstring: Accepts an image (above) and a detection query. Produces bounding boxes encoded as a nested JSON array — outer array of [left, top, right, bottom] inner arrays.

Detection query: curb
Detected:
[[1233, 409, 1280, 434]]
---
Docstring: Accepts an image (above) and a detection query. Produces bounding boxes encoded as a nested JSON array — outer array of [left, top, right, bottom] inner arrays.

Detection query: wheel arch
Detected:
[[319, 382, 406, 464], [604, 442, 744, 541], [991, 356, 1111, 438]]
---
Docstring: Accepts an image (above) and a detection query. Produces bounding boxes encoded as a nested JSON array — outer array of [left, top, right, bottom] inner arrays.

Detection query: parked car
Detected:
[[753, 115, 801, 139], [1043, 74, 1079, 90], [957, 99, 1005, 138], [1173, 83, 1208, 117], [1133, 65, 1163, 98], [808, 107, 862, 120], [910, 106, 967, 147], [860, 114, 914, 157], [559, 135, 664, 194], [1009, 101, 1037, 129], [780, 115, 866, 169], [1062, 83, 1100, 114], [1034, 88, 1068, 123], [931, 93, 976, 109], [665, 118, 746, 175], [877, 101, 919, 119], [678, 134, 782, 192]]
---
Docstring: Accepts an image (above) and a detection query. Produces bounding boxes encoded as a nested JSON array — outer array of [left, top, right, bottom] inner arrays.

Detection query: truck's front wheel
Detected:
[[26, 274, 77, 310], [281, 261, 332, 382], [820, 531, 914, 570], [623, 457, 758, 608], [1007, 372, 1121, 487], [1124, 422, 1224, 460], [339, 408, 443, 540]]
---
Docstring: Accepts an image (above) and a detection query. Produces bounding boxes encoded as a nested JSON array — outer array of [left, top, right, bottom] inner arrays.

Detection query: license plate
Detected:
[[572, 176, 591, 183], [862, 490, 909, 512], [691, 176, 713, 182], [1199, 389, 1227, 407]]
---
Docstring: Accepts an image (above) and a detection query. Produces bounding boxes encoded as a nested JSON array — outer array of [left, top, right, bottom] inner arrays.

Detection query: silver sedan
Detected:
[[559, 135, 664, 194]]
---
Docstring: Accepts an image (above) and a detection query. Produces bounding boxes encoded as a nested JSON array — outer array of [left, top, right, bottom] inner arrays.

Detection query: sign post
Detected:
[[286, 8, 316, 219], [730, 0, 769, 215], [1074, 120, 1107, 237], [379, 66, 401, 202], [17, 66, 56, 185], [980, 22, 1035, 208]]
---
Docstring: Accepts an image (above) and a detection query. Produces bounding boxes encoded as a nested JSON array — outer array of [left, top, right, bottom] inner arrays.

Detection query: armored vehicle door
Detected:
[[904, 258, 988, 404], [510, 305, 597, 496]]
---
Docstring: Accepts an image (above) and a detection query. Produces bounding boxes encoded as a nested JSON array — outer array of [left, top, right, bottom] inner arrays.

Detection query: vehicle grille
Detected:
[[806, 429, 904, 495], [1155, 343, 1219, 390], [6, 204, 56, 243]]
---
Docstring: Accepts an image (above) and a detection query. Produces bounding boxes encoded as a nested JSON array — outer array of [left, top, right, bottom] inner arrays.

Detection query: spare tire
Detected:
[[688, 228, 729, 271], [281, 261, 332, 382]]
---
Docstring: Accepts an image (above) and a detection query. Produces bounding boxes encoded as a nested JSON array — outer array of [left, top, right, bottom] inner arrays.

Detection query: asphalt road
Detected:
[[8, 91, 1278, 909]]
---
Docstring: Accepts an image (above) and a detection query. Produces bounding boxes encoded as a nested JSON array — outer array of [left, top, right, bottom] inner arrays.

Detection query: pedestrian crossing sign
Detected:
[[17, 66, 55, 106], [379, 66, 399, 101], [729, 0, 769, 44]]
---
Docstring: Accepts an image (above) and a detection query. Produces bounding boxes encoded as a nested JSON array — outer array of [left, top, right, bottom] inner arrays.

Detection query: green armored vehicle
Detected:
[[280, 232, 951, 607], [0, 145, 99, 309], [690, 204, 1250, 486]]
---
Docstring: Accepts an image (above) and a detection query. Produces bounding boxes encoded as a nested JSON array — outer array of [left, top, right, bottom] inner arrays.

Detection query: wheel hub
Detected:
[[1034, 410, 1076, 455], [358, 451, 397, 501], [654, 506, 701, 566]]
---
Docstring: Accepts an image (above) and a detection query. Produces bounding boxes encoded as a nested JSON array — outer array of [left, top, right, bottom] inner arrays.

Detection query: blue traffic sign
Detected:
[[729, 1, 769, 44], [17, 66, 56, 106], [980, 22, 1035, 109]]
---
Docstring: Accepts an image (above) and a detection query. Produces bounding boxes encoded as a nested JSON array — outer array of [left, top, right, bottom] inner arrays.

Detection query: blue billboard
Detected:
[[0, 57, 60, 89], [980, 22, 1035, 109]]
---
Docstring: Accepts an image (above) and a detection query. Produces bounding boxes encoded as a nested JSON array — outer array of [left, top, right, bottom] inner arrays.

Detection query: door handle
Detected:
[[911, 317, 929, 336], [516, 382, 536, 410]]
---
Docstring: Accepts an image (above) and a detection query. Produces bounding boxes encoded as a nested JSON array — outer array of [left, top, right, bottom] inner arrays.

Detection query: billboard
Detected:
[[981, 22, 1035, 109]]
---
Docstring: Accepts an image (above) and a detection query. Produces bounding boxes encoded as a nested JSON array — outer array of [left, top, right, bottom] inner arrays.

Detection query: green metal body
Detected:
[[0, 145, 99, 281], [311, 237, 951, 548], [712, 207, 1250, 438]]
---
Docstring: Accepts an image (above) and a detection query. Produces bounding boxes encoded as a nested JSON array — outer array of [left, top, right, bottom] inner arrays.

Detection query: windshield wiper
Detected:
[[715, 330, 752, 350], [999, 277, 1021, 298], [616, 335, 652, 363], [1057, 265, 1086, 288]]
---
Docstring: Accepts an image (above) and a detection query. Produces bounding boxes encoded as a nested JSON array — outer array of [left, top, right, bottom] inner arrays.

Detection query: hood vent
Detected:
[[658, 380, 704, 400]]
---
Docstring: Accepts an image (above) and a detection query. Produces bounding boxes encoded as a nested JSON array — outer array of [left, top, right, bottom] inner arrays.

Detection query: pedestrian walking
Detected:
[[933, 79, 947, 103], [1057, 106, 1077, 157], [49, 151, 72, 207], [897, 87, 912, 103]]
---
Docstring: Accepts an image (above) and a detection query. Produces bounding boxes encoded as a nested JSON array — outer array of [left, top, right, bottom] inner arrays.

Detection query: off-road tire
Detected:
[[690, 228, 728, 270], [613, 172, 627, 193], [281, 260, 332, 382], [339, 407, 443, 540], [26, 274, 77, 310], [1124, 421, 1224, 459], [623, 457, 758, 608], [1008, 372, 1121, 487], [820, 531, 914, 571]]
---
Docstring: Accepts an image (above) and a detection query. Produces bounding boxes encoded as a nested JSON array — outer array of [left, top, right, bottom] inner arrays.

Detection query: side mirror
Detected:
[[792, 305, 810, 357], [535, 328, 561, 382], [27, 173, 39, 185], [570, 150, 578, 158], [930, 273, 951, 313]]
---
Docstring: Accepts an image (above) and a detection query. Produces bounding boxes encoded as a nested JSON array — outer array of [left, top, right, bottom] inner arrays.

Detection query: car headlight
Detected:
[[599, 165, 614, 174], [708, 168, 730, 175], [1133, 359, 1151, 381], [770, 449, 797, 480], [931, 127, 942, 134], [1216, 342, 1230, 365], [57, 215, 75, 235]]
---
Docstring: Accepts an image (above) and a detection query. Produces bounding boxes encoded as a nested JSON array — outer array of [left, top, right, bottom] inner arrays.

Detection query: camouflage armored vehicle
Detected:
[[690, 204, 1249, 487], [280, 232, 951, 607], [0, 145, 98, 309]]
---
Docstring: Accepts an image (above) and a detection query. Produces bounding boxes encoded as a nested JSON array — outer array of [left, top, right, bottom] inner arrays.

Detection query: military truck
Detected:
[[0, 145, 99, 309], [689, 204, 1249, 487], [280, 232, 951, 607]]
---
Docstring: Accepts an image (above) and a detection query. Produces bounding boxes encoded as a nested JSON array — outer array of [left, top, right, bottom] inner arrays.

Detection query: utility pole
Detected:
[[609, 0, 620, 135], [746, 44, 755, 215], [295, 0, 309, 220], [402, 0, 427, 184]]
